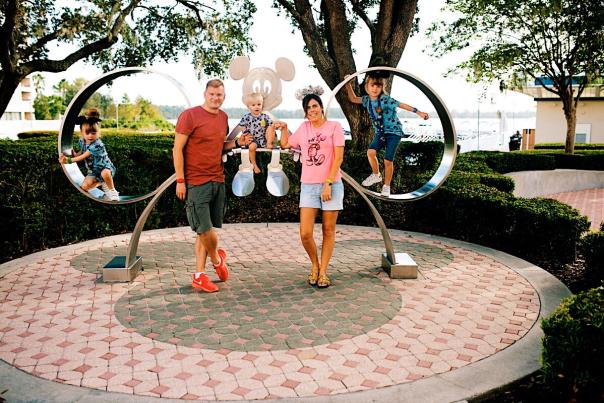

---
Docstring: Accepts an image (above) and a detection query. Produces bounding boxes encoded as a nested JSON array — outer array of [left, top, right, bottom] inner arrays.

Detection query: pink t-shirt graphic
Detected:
[[288, 120, 345, 184]]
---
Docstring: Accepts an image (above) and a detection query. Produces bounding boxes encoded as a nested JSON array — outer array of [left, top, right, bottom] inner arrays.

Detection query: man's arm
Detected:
[[173, 132, 188, 200], [224, 130, 252, 151]]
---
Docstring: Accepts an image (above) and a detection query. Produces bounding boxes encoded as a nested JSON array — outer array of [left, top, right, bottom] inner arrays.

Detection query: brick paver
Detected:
[[0, 224, 540, 400], [548, 188, 604, 231]]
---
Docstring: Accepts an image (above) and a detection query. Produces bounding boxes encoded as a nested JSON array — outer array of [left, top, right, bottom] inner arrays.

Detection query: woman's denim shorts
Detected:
[[299, 181, 344, 211]]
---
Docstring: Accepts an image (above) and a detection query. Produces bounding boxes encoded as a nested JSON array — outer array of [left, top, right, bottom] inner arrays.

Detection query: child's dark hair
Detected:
[[77, 108, 102, 133], [76, 107, 102, 125], [302, 93, 324, 116]]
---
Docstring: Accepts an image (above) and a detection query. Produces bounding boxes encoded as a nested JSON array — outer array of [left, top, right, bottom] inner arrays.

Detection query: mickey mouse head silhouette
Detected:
[[228, 56, 296, 111]]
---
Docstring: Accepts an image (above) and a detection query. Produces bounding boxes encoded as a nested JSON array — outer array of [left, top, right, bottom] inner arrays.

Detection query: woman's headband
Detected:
[[295, 85, 324, 101]]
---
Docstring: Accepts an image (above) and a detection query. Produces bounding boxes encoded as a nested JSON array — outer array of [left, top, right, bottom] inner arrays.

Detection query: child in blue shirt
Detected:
[[59, 108, 119, 201], [346, 74, 429, 196]]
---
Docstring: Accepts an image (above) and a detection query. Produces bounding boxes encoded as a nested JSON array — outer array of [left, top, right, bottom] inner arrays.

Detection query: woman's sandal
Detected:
[[308, 266, 319, 286], [317, 274, 331, 288]]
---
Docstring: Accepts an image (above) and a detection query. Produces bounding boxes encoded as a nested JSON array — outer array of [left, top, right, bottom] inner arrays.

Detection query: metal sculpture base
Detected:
[[382, 253, 418, 279], [102, 256, 142, 282]]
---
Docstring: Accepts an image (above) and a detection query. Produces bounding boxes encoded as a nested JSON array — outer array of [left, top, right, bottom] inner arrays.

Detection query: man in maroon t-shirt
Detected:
[[173, 79, 251, 292]]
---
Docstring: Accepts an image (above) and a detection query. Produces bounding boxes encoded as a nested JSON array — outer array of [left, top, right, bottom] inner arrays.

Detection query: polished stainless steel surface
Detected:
[[340, 171, 396, 263], [58, 67, 192, 204], [232, 149, 255, 197], [326, 67, 457, 202], [126, 174, 176, 267], [266, 149, 289, 197]]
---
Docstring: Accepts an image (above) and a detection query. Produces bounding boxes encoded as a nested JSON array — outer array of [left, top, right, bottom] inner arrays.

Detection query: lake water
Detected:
[[228, 117, 535, 153], [1, 116, 535, 153]]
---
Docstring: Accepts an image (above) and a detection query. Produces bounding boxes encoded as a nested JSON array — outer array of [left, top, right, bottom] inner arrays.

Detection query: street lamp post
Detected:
[[476, 89, 487, 151], [115, 102, 119, 129], [477, 99, 481, 150]]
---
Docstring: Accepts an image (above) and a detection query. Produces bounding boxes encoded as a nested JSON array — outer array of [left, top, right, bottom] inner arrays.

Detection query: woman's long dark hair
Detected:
[[302, 93, 324, 117]]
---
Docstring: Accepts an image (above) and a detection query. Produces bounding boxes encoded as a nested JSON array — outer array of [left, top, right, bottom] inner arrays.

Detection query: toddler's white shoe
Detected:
[[104, 188, 120, 201], [101, 182, 110, 192], [362, 173, 382, 187], [381, 185, 391, 197]]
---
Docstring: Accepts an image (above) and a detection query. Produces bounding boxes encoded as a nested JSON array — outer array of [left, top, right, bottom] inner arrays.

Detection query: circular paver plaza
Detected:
[[0, 224, 570, 402]]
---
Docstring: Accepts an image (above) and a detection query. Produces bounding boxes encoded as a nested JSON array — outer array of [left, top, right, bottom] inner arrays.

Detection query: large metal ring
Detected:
[[58, 67, 191, 204], [326, 67, 457, 202]]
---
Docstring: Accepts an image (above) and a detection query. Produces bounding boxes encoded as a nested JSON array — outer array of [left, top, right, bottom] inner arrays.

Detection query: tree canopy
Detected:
[[428, 0, 604, 153], [0, 0, 256, 117], [272, 0, 419, 150]]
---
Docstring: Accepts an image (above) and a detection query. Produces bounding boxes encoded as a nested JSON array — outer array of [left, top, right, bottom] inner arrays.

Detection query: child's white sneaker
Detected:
[[104, 188, 120, 201], [381, 185, 391, 197], [362, 173, 382, 187], [101, 182, 110, 192]]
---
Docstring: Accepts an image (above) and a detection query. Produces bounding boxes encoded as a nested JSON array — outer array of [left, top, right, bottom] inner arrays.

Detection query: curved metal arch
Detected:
[[325, 67, 457, 202], [58, 67, 192, 204]]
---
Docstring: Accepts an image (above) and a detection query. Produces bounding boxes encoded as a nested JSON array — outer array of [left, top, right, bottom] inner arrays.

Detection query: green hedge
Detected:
[[0, 139, 592, 270], [541, 287, 604, 401], [535, 142, 604, 150], [580, 222, 604, 281], [17, 129, 175, 140], [456, 151, 556, 174], [548, 152, 604, 171]]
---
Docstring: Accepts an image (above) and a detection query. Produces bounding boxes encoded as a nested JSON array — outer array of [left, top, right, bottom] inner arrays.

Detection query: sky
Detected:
[[40, 1, 536, 114]]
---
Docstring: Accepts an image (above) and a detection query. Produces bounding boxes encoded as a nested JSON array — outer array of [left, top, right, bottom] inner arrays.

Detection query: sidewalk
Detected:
[[0, 224, 570, 402], [548, 187, 604, 231]]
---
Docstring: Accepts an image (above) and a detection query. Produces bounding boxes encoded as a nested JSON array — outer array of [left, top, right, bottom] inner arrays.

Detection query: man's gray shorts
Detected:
[[185, 182, 225, 234]]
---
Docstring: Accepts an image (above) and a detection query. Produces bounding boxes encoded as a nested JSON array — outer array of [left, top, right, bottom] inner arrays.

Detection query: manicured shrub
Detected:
[[485, 151, 556, 173], [541, 287, 604, 401], [580, 223, 604, 282], [18, 129, 175, 140], [17, 130, 58, 139], [535, 142, 604, 150], [548, 151, 604, 171], [0, 139, 592, 270]]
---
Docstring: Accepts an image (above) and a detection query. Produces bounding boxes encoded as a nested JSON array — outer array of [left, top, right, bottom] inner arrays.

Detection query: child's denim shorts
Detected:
[[87, 164, 116, 182], [368, 131, 402, 161], [299, 181, 344, 211]]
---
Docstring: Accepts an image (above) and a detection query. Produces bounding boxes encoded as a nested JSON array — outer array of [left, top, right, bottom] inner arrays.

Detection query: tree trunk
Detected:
[[0, 72, 23, 119], [275, 0, 417, 152], [561, 92, 577, 154], [336, 89, 373, 151]]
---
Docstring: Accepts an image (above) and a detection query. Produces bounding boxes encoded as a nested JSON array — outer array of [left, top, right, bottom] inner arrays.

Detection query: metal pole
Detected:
[[340, 171, 395, 263], [126, 174, 176, 267], [477, 99, 480, 150]]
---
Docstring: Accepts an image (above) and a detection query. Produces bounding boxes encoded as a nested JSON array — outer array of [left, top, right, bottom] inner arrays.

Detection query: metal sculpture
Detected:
[[228, 56, 295, 197], [59, 67, 192, 204], [325, 67, 457, 277], [59, 65, 455, 282], [58, 68, 191, 280]]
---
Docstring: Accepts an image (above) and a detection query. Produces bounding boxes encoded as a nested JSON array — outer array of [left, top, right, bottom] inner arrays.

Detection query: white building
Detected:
[[516, 77, 604, 144], [1, 77, 35, 121]]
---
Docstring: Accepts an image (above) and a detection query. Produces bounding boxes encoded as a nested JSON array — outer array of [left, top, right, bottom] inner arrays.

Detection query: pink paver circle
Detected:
[[0, 224, 540, 400]]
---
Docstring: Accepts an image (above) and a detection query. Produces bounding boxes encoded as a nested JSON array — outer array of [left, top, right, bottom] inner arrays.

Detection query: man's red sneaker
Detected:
[[213, 249, 229, 282], [191, 272, 218, 292]]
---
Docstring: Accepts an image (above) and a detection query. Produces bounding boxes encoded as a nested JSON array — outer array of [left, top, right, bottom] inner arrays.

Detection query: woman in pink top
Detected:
[[277, 86, 345, 288]]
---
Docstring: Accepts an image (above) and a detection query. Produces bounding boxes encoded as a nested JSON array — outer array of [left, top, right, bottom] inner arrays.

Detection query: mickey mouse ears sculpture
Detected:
[[229, 56, 295, 112]]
